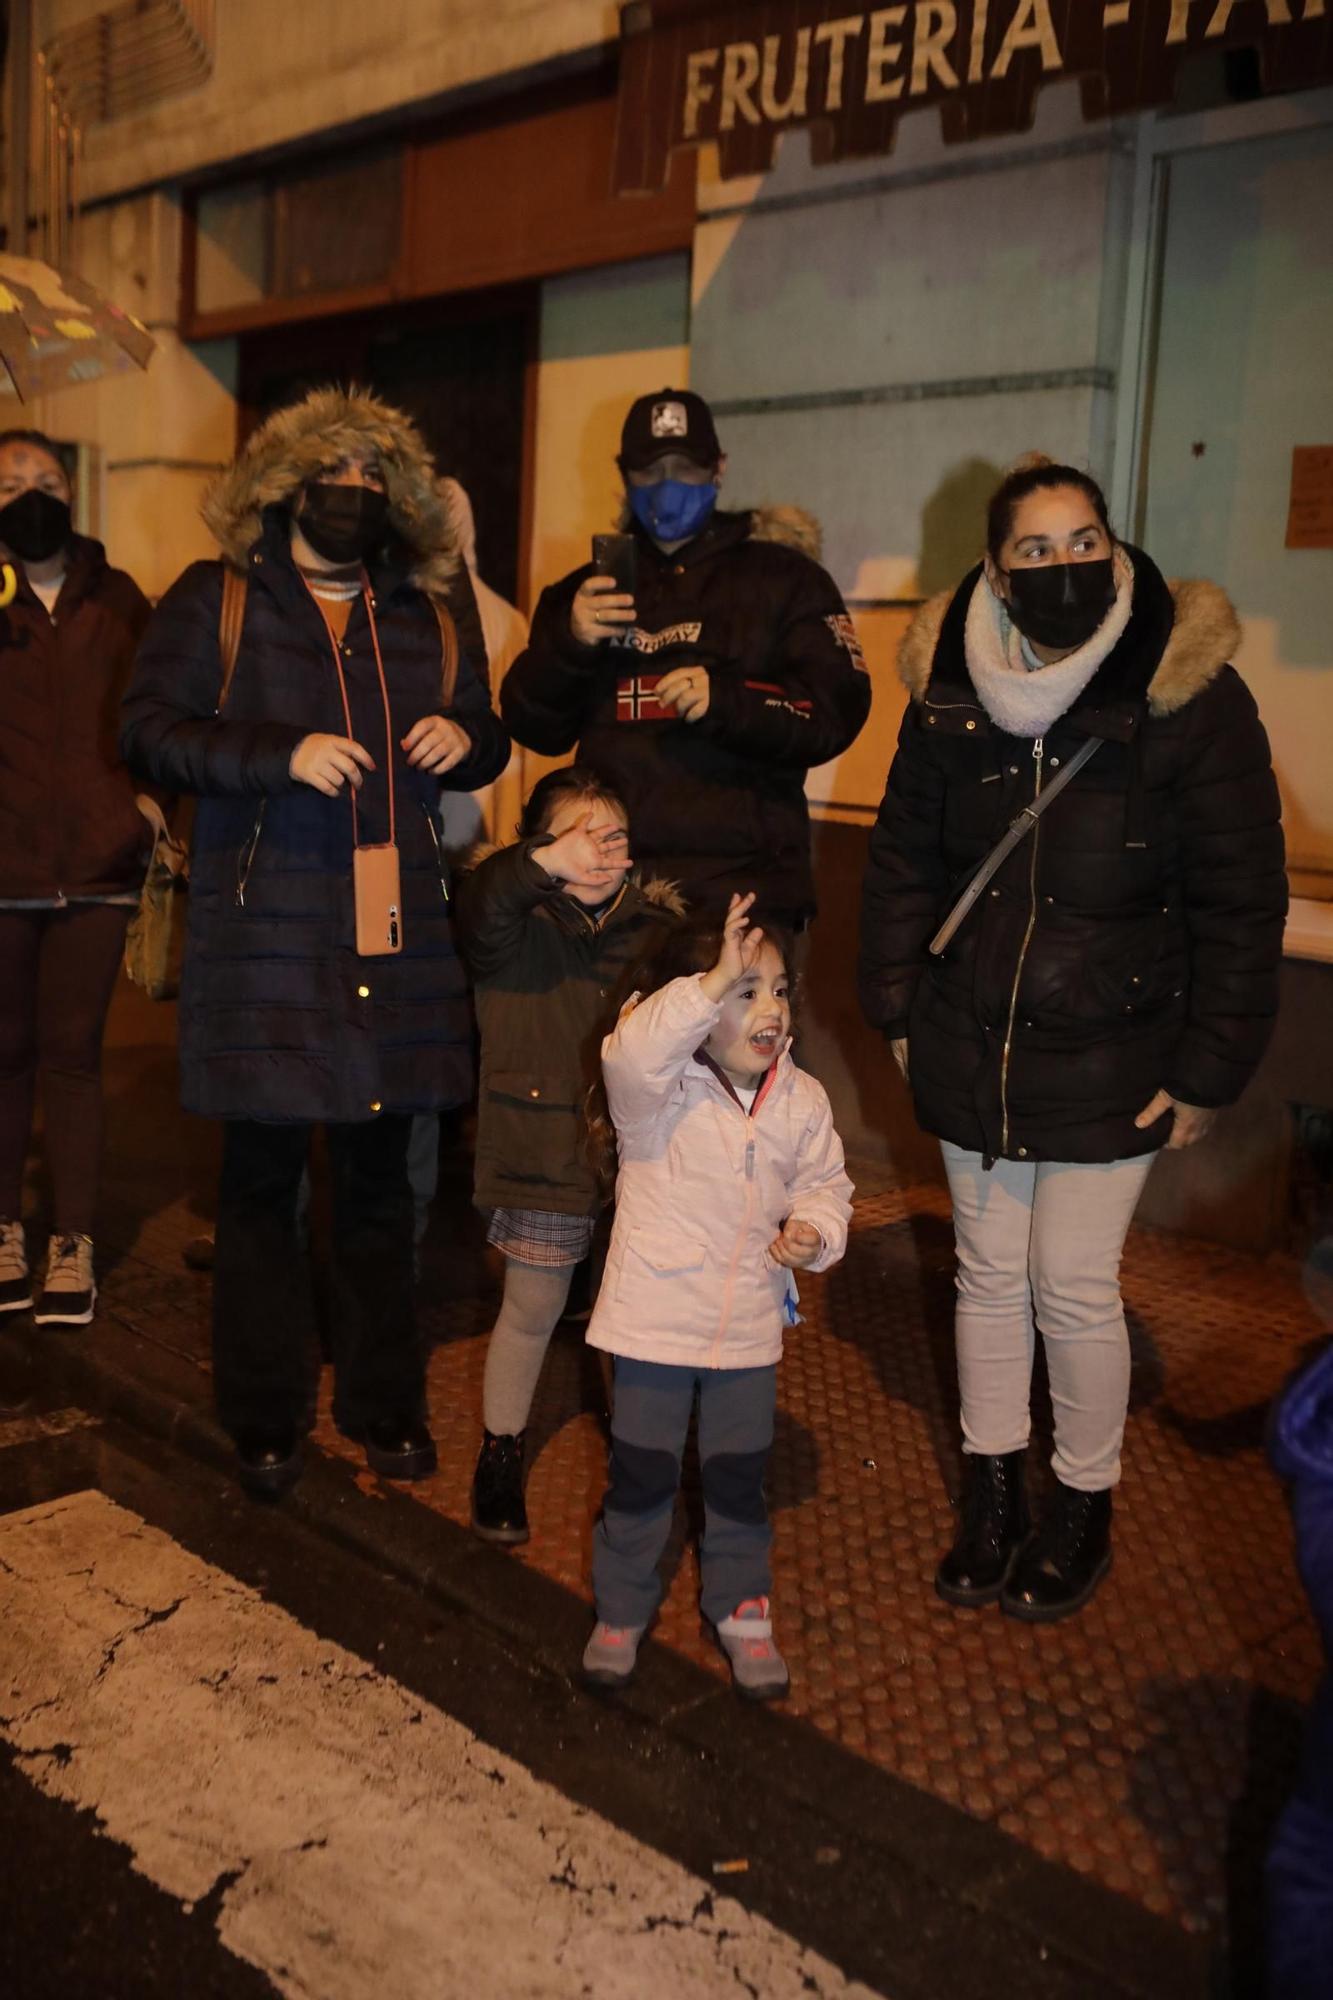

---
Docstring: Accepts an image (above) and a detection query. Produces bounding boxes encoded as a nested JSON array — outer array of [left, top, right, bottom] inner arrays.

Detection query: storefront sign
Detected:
[[1286, 446, 1333, 551], [614, 0, 1333, 190]]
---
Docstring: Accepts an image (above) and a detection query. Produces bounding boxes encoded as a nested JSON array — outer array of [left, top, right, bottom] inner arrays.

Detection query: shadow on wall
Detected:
[[915, 456, 1002, 599]]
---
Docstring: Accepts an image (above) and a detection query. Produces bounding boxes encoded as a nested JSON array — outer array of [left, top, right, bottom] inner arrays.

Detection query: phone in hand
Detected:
[[591, 533, 637, 598]]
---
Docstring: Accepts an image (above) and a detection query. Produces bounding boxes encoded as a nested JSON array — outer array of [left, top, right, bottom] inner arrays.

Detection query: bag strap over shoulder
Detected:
[[434, 599, 459, 710], [217, 570, 460, 714], [928, 735, 1103, 957], [217, 566, 248, 713]]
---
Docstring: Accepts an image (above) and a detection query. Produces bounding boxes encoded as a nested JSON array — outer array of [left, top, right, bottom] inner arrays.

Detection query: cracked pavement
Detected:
[[0, 1489, 884, 1999]]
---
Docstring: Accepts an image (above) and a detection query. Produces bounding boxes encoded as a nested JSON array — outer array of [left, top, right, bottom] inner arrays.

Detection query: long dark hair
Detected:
[[518, 763, 627, 841], [985, 452, 1113, 562], [582, 909, 797, 1198]]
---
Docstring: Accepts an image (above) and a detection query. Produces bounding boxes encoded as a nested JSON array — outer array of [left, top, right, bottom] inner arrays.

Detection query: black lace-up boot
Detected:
[[1002, 1482, 1112, 1623], [935, 1449, 1030, 1607], [471, 1430, 529, 1545]]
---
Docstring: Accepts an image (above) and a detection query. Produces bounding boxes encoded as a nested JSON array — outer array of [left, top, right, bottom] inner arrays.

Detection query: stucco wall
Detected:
[[38, 0, 616, 201]]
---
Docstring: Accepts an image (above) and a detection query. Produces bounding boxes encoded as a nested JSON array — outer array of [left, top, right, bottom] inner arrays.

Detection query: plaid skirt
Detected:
[[486, 1206, 595, 1270]]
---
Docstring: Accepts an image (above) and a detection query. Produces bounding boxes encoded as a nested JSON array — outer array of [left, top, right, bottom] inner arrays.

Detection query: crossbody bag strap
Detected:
[[928, 736, 1103, 957], [433, 600, 459, 709], [217, 566, 248, 713]]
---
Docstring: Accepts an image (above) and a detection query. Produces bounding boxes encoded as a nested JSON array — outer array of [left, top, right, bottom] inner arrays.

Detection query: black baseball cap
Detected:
[[619, 389, 721, 472]]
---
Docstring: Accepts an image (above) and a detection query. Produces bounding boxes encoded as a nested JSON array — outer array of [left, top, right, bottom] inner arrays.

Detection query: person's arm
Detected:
[[688, 558, 872, 769], [499, 571, 606, 756], [457, 842, 561, 978], [773, 1089, 854, 1274], [857, 707, 951, 1042], [602, 974, 722, 1133], [120, 563, 306, 797], [1154, 666, 1287, 1110], [432, 627, 511, 793]]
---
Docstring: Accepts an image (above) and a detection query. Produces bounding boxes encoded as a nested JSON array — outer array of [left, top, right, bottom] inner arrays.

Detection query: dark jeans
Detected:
[[213, 1115, 424, 1439], [0, 903, 132, 1235]]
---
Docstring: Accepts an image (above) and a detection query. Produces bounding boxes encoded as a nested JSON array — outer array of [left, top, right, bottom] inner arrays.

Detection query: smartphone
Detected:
[[591, 533, 637, 598], [353, 843, 403, 957]]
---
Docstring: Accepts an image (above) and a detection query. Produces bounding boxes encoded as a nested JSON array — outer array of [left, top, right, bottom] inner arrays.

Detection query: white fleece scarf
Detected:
[[963, 547, 1135, 737]]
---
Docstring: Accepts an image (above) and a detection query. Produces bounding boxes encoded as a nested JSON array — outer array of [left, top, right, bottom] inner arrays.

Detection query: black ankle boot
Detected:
[[935, 1449, 1030, 1607], [1002, 1482, 1112, 1623], [471, 1430, 529, 1545]]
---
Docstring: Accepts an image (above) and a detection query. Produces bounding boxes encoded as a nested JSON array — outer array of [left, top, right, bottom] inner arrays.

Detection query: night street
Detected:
[[0, 980, 1325, 1999]]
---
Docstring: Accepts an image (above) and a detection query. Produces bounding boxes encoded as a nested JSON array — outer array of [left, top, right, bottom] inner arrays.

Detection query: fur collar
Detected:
[[460, 839, 687, 918], [898, 563, 1240, 717], [203, 386, 459, 598]]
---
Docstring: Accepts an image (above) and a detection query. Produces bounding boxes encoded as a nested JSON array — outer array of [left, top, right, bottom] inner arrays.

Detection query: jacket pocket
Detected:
[[478, 1069, 584, 1195], [622, 1230, 708, 1281]]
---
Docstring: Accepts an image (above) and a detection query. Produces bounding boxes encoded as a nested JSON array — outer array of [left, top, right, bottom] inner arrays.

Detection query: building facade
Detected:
[[10, 0, 1331, 1241]]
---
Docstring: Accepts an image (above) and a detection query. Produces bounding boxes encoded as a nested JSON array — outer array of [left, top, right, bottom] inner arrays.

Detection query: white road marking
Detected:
[[0, 1493, 883, 1999]]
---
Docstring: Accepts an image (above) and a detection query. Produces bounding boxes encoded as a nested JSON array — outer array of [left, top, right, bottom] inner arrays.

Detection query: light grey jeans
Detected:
[[940, 1143, 1157, 1492]]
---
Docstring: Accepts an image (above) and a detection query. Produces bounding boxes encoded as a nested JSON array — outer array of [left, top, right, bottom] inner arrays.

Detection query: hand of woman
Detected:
[[571, 575, 636, 647], [890, 1037, 909, 1083], [700, 892, 761, 1001], [402, 715, 471, 774], [1134, 1089, 1216, 1150], [290, 733, 374, 796], [654, 666, 711, 723], [769, 1217, 823, 1270], [535, 808, 631, 887]]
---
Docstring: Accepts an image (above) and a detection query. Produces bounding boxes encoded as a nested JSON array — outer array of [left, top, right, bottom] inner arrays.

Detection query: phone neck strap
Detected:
[[307, 575, 396, 853]]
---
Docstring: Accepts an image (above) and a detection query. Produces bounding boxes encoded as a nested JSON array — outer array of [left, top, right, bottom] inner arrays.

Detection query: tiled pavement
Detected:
[[33, 988, 1333, 1965]]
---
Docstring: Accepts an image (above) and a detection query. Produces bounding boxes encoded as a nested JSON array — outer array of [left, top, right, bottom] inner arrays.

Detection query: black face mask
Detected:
[[1002, 556, 1116, 652], [0, 488, 72, 564], [296, 482, 389, 565]]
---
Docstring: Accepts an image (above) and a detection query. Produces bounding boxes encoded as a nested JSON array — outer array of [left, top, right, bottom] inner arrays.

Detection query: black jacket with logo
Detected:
[[858, 549, 1287, 1166], [500, 508, 871, 922]]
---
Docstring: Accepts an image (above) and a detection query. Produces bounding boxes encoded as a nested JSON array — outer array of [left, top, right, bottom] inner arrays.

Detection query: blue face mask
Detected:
[[628, 477, 717, 544]]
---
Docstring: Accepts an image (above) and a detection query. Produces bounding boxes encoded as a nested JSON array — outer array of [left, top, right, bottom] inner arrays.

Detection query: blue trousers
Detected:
[[592, 1356, 776, 1629]]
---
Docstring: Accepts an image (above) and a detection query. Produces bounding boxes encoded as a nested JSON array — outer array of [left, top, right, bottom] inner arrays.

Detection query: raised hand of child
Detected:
[[769, 1217, 822, 1270], [700, 892, 762, 1001], [535, 808, 631, 888]]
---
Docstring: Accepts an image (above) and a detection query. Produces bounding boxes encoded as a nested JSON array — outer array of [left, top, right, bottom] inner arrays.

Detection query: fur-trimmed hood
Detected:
[[898, 558, 1242, 718], [202, 386, 459, 598], [459, 838, 688, 919]]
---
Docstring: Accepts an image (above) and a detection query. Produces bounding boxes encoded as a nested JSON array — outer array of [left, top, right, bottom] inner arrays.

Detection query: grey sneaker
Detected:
[[581, 1620, 645, 1687], [34, 1233, 96, 1327], [715, 1597, 790, 1702], [0, 1219, 31, 1314]]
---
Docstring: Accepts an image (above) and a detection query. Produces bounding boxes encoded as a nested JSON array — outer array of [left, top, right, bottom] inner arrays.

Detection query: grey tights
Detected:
[[481, 1259, 575, 1435]]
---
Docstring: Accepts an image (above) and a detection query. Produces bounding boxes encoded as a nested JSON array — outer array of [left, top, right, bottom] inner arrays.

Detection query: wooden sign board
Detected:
[[1286, 446, 1333, 552], [615, 0, 1333, 193]]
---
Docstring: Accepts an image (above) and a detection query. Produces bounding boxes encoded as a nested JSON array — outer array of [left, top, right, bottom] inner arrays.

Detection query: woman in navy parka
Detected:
[[123, 388, 509, 1499]]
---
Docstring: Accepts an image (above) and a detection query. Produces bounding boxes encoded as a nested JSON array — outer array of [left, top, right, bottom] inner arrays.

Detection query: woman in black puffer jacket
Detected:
[[122, 388, 510, 1499], [858, 454, 1286, 1622]]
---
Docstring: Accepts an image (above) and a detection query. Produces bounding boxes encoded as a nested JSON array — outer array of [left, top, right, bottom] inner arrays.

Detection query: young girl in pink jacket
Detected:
[[582, 893, 853, 1699]]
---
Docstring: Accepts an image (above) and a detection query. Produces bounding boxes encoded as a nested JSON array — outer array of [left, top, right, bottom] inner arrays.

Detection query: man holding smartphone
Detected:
[[501, 389, 870, 929]]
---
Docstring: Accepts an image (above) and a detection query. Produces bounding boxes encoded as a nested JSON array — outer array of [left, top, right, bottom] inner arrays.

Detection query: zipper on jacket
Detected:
[[999, 736, 1043, 1155], [420, 799, 450, 902], [235, 803, 266, 908]]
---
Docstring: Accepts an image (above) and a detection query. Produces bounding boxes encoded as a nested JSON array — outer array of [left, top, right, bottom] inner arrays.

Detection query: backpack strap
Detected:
[[434, 599, 459, 710], [218, 566, 248, 713]]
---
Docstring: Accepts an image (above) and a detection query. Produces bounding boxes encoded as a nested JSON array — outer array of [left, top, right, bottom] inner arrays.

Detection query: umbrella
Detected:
[[0, 255, 155, 401]]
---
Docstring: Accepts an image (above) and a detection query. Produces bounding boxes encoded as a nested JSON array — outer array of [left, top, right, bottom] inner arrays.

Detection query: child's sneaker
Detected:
[[581, 1620, 645, 1687], [34, 1233, 97, 1327], [715, 1597, 790, 1702], [0, 1219, 32, 1314]]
